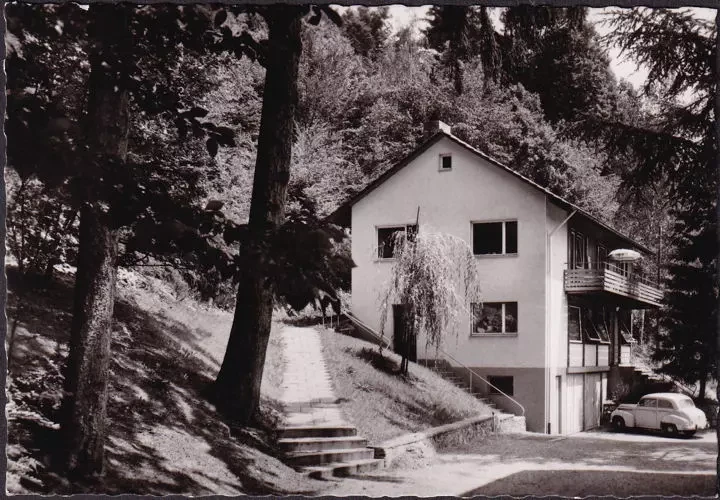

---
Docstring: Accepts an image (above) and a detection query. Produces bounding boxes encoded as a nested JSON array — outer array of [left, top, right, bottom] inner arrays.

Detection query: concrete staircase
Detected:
[[424, 360, 525, 428], [336, 317, 526, 430], [277, 425, 384, 479]]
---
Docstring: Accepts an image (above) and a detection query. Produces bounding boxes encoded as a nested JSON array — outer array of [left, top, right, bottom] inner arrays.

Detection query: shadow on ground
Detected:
[[6, 268, 324, 495], [462, 469, 715, 497], [438, 431, 717, 496], [451, 431, 716, 472]]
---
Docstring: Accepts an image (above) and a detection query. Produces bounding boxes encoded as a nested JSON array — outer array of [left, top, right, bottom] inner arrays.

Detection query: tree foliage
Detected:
[[341, 6, 390, 60], [598, 8, 717, 403], [425, 6, 500, 93], [379, 228, 482, 374], [501, 6, 618, 125]]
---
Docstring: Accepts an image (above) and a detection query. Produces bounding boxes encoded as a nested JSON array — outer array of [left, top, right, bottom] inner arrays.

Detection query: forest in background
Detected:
[[5, 3, 717, 489], [6, 5, 680, 298]]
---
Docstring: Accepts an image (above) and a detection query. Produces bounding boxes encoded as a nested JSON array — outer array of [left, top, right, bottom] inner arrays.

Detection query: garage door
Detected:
[[566, 374, 584, 434], [583, 373, 602, 430]]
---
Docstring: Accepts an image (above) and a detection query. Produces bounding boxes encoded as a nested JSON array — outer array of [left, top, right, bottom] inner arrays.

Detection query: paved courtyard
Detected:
[[324, 428, 717, 497]]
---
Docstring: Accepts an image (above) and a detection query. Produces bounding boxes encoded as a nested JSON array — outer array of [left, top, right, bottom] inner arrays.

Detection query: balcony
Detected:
[[564, 263, 663, 308]]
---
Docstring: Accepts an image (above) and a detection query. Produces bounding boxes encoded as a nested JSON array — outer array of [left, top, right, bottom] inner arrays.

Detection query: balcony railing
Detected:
[[564, 262, 663, 307]]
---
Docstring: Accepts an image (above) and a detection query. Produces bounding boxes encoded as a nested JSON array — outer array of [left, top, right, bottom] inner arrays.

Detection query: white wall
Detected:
[[547, 202, 570, 371], [351, 137, 550, 369], [545, 201, 571, 433]]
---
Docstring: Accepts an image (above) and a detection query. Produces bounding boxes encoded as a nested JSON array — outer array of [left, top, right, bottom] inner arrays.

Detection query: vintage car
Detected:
[[610, 392, 708, 436]]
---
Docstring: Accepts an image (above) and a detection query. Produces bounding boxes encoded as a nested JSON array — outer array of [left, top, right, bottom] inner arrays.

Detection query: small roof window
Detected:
[[439, 154, 452, 171]]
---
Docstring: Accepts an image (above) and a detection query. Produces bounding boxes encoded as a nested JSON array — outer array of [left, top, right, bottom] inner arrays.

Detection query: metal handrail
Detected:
[[343, 312, 525, 416], [434, 347, 526, 417], [343, 312, 392, 349]]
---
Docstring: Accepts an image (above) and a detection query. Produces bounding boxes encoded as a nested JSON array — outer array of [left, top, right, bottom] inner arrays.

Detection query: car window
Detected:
[[676, 398, 695, 409], [639, 398, 656, 407], [657, 399, 673, 409]]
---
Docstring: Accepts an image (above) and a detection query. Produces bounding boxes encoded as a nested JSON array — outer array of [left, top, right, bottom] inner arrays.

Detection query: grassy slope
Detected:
[[319, 328, 494, 444], [5, 267, 326, 496]]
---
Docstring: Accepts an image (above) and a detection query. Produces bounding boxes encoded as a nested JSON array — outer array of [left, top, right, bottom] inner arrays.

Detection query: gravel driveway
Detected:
[[323, 428, 717, 497]]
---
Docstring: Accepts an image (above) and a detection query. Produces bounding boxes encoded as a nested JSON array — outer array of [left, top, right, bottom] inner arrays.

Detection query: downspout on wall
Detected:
[[545, 202, 577, 434]]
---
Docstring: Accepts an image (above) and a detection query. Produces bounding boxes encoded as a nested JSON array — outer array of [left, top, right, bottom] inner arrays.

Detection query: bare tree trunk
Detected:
[[714, 10, 719, 496], [61, 204, 119, 477], [59, 4, 130, 478], [214, 7, 303, 425]]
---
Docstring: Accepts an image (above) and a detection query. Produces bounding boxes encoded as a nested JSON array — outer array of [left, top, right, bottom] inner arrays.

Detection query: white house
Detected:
[[329, 122, 663, 434]]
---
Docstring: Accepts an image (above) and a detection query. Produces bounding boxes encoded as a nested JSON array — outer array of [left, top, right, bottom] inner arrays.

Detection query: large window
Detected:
[[472, 302, 518, 334], [569, 305, 611, 343], [488, 376, 514, 396], [473, 221, 518, 255], [377, 225, 417, 259]]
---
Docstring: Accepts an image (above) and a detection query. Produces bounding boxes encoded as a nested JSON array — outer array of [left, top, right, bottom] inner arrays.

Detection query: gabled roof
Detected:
[[328, 129, 653, 255]]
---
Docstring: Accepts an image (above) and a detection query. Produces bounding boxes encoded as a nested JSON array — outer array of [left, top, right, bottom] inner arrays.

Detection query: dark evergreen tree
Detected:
[[425, 6, 500, 93], [501, 6, 617, 124], [597, 7, 717, 422], [341, 6, 390, 60], [656, 198, 717, 400]]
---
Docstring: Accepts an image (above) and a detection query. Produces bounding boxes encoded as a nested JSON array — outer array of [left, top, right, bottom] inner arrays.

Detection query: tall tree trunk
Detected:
[[714, 9, 719, 496], [214, 7, 303, 425], [61, 205, 119, 477], [59, 4, 130, 478]]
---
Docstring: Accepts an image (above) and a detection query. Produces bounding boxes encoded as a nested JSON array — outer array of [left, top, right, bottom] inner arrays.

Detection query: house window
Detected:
[[570, 306, 611, 344], [596, 244, 607, 269], [591, 307, 611, 343], [488, 376, 514, 396], [568, 306, 582, 342], [473, 221, 518, 255], [582, 308, 602, 342], [439, 154, 452, 170], [472, 302, 518, 334], [569, 230, 587, 269], [377, 225, 417, 259]]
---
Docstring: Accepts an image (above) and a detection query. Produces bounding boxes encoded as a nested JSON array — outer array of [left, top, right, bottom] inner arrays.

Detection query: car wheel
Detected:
[[663, 423, 679, 437], [612, 416, 626, 431], [683, 430, 696, 437]]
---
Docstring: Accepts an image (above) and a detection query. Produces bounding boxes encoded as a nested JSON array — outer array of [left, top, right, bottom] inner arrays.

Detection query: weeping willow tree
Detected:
[[379, 228, 482, 375]]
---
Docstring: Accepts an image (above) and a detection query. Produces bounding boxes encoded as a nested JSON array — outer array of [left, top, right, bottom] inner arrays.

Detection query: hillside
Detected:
[[5, 266, 326, 495], [319, 328, 495, 444], [7, 263, 504, 494]]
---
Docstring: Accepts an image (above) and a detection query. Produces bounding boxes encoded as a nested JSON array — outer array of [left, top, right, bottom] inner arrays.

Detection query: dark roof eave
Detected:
[[326, 130, 655, 256]]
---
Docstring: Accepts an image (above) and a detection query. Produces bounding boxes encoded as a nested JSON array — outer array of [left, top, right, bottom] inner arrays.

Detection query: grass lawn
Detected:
[[5, 266, 326, 496], [318, 328, 494, 444]]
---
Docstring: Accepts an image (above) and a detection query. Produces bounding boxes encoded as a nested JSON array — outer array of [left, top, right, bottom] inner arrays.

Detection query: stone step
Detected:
[[278, 436, 368, 453], [278, 425, 357, 440], [287, 447, 375, 467], [304, 458, 385, 479]]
